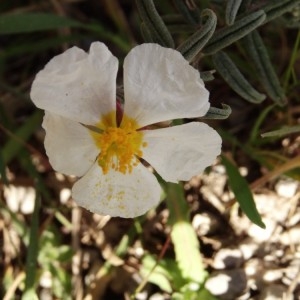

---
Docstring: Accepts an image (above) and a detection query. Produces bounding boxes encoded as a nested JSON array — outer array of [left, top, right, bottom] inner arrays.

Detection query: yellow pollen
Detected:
[[90, 112, 147, 174]]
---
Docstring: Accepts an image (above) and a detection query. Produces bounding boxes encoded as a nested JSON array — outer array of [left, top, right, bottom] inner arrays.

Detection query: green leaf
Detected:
[[166, 183, 207, 284], [171, 221, 207, 283], [200, 70, 215, 81], [1, 34, 84, 59], [222, 155, 265, 228], [261, 125, 300, 138], [140, 22, 155, 42], [173, 0, 200, 24], [177, 9, 217, 61], [22, 290, 39, 300], [226, 0, 243, 25], [243, 30, 287, 106], [141, 255, 173, 293], [136, 0, 174, 47], [2, 110, 43, 164], [262, 0, 300, 23], [202, 104, 232, 119], [203, 10, 266, 55], [0, 13, 81, 34], [250, 104, 276, 144], [212, 51, 266, 103]]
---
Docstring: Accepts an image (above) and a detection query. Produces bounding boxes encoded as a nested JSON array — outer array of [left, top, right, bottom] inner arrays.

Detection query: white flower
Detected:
[[30, 42, 222, 218]]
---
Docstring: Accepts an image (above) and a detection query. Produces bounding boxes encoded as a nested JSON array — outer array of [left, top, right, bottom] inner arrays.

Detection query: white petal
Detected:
[[72, 162, 161, 218], [43, 112, 99, 176], [31, 42, 118, 125], [141, 122, 222, 182], [123, 43, 209, 128]]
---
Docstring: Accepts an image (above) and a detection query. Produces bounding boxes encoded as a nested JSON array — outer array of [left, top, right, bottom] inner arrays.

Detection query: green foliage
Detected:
[[243, 30, 287, 106], [2, 111, 43, 164], [136, 0, 175, 47], [203, 10, 266, 54], [165, 183, 208, 294], [141, 255, 184, 293], [0, 13, 81, 34], [1, 0, 299, 298], [173, 0, 201, 24], [177, 9, 217, 61], [38, 227, 73, 299], [222, 155, 265, 228], [202, 104, 232, 119], [262, 0, 300, 23], [141, 254, 215, 299], [261, 125, 300, 138], [225, 0, 243, 25], [171, 221, 207, 283], [213, 51, 266, 104]]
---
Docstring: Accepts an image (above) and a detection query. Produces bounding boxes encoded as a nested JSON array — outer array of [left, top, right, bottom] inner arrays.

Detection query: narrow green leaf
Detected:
[[141, 255, 173, 293], [212, 51, 266, 103], [203, 10, 266, 55], [2, 110, 43, 164], [200, 70, 215, 81], [243, 30, 287, 106], [283, 29, 300, 88], [250, 104, 276, 144], [171, 221, 207, 283], [166, 183, 207, 284], [0, 13, 81, 34], [177, 9, 217, 61], [261, 0, 300, 23], [226, 0, 243, 25], [261, 125, 300, 138], [136, 0, 174, 47], [173, 0, 200, 24], [202, 104, 232, 119], [1, 34, 84, 59], [140, 22, 155, 42], [222, 155, 265, 228]]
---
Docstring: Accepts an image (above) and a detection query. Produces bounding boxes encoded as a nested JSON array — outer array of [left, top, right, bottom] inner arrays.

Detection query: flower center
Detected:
[[91, 112, 147, 174]]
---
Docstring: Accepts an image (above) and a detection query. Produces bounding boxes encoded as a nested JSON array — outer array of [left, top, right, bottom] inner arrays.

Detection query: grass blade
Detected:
[[0, 13, 81, 34], [222, 155, 265, 228], [261, 125, 300, 138], [2, 111, 43, 164]]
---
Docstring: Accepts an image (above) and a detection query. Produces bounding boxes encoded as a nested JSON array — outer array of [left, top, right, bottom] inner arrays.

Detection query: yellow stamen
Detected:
[[90, 111, 147, 174]]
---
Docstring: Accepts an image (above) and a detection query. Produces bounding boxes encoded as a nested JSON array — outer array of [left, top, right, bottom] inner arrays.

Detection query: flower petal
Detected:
[[72, 162, 161, 218], [141, 122, 222, 182], [43, 112, 99, 176], [123, 43, 209, 128], [31, 42, 118, 125]]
